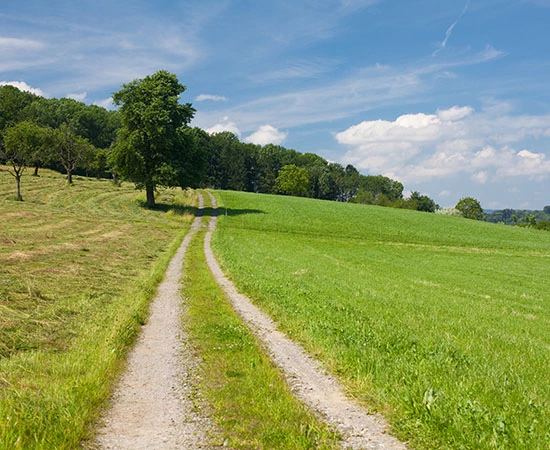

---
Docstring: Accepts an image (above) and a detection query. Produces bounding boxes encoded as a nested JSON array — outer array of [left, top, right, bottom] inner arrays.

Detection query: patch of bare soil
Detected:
[[91, 196, 219, 449], [204, 192, 407, 450]]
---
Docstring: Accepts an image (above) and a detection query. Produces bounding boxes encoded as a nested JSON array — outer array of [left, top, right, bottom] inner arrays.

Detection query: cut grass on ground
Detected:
[[211, 190, 550, 450], [182, 192, 340, 449], [0, 168, 196, 449]]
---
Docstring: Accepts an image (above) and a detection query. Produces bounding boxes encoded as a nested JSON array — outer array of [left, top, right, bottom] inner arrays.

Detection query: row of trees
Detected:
[[1, 70, 439, 211]]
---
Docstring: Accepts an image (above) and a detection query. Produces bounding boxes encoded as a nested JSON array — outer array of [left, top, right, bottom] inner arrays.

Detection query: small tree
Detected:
[[274, 164, 310, 197], [52, 124, 95, 184], [456, 197, 485, 220], [1, 121, 50, 200]]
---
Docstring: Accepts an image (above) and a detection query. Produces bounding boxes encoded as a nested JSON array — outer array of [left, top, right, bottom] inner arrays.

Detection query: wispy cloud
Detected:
[[195, 94, 228, 102], [432, 1, 471, 56], [195, 47, 505, 133]]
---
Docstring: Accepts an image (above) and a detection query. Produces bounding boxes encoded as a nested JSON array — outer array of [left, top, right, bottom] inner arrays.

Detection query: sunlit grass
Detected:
[[211, 190, 550, 450], [182, 194, 340, 449], [0, 168, 196, 448]]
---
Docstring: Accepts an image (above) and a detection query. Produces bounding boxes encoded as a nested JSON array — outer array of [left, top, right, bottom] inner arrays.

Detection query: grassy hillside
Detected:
[[0, 168, 195, 448], [211, 190, 550, 450]]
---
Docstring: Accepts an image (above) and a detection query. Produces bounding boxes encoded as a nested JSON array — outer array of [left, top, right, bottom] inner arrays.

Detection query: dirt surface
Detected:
[[92, 195, 219, 449], [92, 192, 407, 449], [204, 192, 407, 450]]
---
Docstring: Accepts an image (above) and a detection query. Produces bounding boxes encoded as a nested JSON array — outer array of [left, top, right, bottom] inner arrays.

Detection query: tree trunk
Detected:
[[33, 165, 39, 176], [16, 176, 22, 201], [145, 184, 155, 207], [67, 171, 73, 184]]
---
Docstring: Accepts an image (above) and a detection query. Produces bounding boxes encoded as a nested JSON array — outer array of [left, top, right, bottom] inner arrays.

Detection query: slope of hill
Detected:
[[211, 190, 550, 450]]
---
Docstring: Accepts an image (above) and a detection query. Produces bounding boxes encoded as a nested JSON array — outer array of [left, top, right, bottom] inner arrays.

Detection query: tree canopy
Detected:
[[109, 70, 197, 207], [456, 197, 485, 220]]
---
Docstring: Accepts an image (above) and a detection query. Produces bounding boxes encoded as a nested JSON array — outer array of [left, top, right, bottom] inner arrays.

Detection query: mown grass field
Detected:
[[211, 190, 550, 450], [0, 168, 195, 448]]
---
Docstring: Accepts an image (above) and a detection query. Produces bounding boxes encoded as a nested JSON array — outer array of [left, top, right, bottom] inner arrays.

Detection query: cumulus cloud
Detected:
[[244, 125, 287, 146], [0, 81, 45, 97], [437, 105, 473, 121], [67, 92, 87, 102], [195, 94, 228, 102], [336, 105, 550, 184], [205, 117, 241, 136]]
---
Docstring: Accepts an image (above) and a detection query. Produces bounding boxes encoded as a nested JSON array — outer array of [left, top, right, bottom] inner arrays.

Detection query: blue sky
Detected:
[[2, 0, 550, 209]]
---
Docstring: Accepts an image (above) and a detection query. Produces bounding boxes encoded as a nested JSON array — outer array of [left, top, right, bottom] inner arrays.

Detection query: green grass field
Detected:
[[0, 168, 195, 448], [211, 191, 550, 450]]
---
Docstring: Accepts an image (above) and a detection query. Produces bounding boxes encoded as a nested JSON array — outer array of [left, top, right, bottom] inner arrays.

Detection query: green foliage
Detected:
[[212, 190, 550, 450], [110, 70, 197, 206], [275, 164, 310, 197], [456, 196, 485, 220], [487, 207, 550, 226], [1, 121, 53, 199]]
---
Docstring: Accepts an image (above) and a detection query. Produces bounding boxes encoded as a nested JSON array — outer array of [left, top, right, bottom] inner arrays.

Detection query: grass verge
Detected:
[[181, 194, 341, 449]]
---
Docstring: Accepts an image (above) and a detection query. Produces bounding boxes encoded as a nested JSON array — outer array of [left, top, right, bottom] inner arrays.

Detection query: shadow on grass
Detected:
[[139, 201, 264, 218]]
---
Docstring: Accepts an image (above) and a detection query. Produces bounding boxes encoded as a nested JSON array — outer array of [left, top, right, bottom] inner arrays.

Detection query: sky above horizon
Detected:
[[2, 0, 550, 209]]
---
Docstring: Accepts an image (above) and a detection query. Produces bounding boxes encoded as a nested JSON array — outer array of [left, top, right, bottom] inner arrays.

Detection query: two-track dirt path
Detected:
[[92, 192, 407, 450]]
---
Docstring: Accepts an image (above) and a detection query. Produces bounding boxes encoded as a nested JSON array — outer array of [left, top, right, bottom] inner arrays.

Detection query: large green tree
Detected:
[[109, 70, 196, 207]]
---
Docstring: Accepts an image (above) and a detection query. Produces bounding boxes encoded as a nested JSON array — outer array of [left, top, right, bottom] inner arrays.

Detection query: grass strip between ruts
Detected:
[[181, 195, 341, 449]]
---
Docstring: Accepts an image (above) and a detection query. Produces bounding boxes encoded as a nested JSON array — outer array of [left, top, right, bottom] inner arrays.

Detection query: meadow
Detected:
[[0, 168, 195, 448], [211, 191, 550, 450]]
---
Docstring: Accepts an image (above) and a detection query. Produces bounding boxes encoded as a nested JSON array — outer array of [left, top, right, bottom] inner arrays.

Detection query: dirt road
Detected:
[[92, 192, 407, 449]]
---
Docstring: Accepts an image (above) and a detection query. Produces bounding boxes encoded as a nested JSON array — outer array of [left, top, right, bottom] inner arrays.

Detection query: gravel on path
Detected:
[[92, 195, 218, 450]]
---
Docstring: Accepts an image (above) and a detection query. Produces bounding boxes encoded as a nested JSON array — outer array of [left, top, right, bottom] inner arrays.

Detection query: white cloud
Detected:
[[205, 117, 241, 136], [337, 106, 550, 184], [472, 171, 489, 184], [244, 125, 287, 146], [67, 92, 87, 102], [0, 81, 46, 97], [0, 36, 44, 51], [93, 97, 115, 109], [437, 105, 473, 122], [432, 1, 470, 56], [195, 94, 228, 102]]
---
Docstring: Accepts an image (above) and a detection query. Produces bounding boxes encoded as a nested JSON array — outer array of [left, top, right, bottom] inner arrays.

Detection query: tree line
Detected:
[[14, 70, 550, 228], [0, 71, 439, 212]]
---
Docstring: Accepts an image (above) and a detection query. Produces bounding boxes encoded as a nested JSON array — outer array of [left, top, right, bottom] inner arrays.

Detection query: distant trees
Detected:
[[456, 197, 485, 220], [110, 70, 197, 207]]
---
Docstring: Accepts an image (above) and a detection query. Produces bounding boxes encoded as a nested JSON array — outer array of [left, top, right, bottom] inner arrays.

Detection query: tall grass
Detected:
[[0, 168, 195, 448], [211, 191, 550, 450]]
